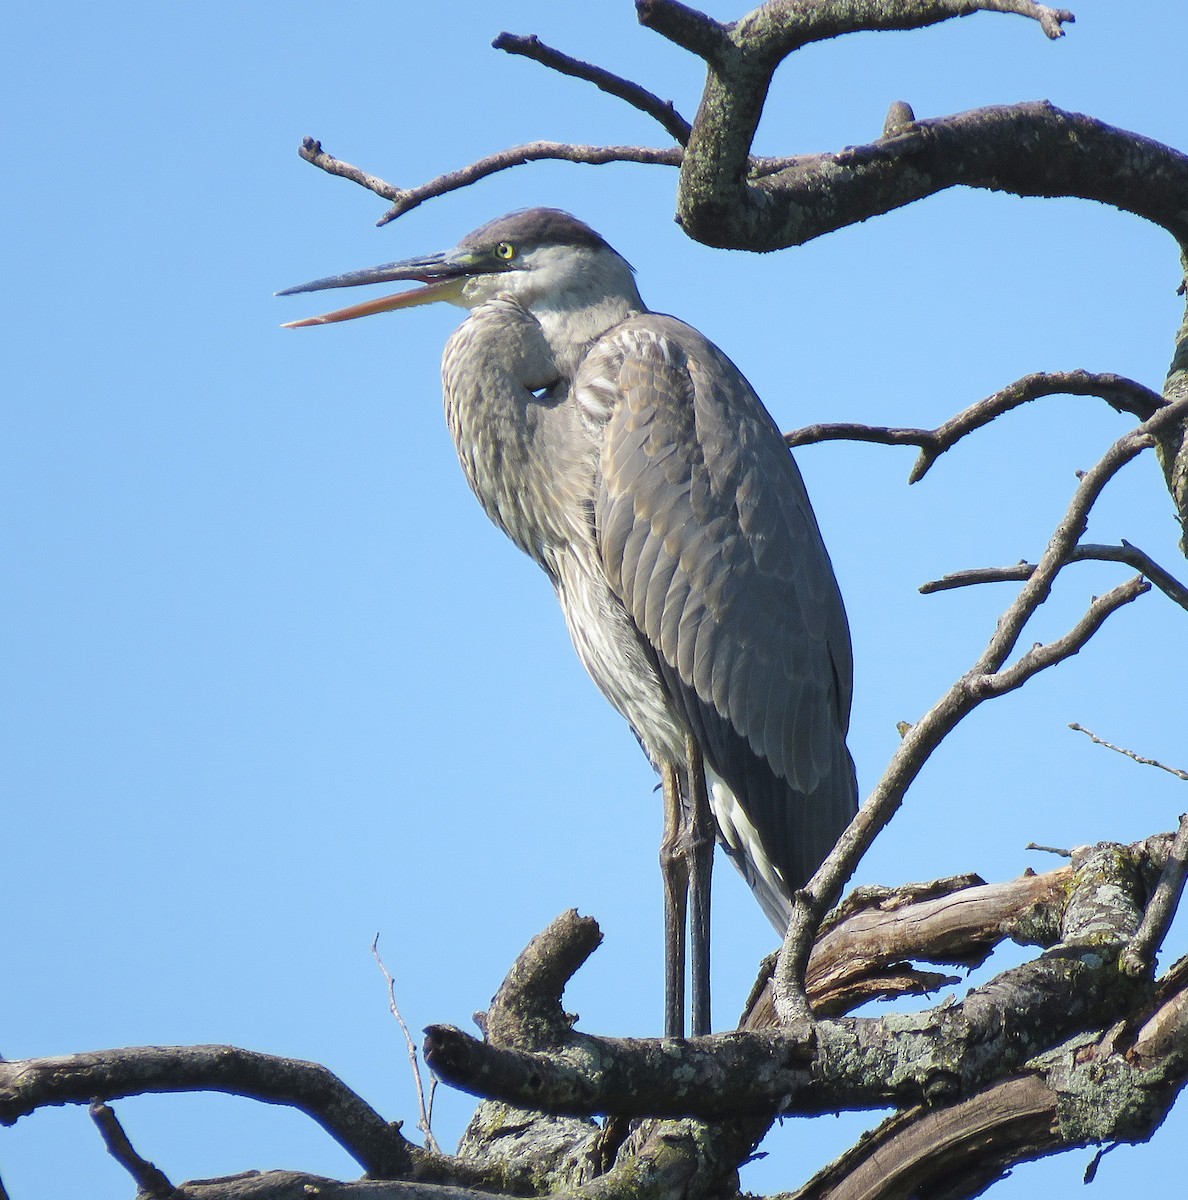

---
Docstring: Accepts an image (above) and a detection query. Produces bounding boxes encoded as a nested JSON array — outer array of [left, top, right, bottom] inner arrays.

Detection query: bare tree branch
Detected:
[[786, 370, 1167, 482], [0, 1045, 415, 1179], [921, 542, 1188, 612], [771, 399, 1188, 1025], [680, 100, 1188, 250], [167, 1170, 525, 1199], [635, 0, 731, 64], [493, 32, 691, 144], [296, 138, 682, 228], [89, 1101, 176, 1199], [639, 0, 1072, 65], [1122, 814, 1188, 977], [423, 841, 1159, 1121], [974, 575, 1150, 697], [373, 935, 442, 1154], [1069, 722, 1188, 780]]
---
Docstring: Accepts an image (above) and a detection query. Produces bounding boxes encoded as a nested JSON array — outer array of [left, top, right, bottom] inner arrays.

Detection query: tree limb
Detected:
[[0, 1045, 414, 1179], [493, 33, 691, 144], [1122, 813, 1188, 977], [90, 1101, 177, 1199], [422, 841, 1161, 1121], [973, 575, 1150, 697], [785, 370, 1167, 482], [771, 399, 1188, 1025], [678, 101, 1188, 250], [920, 542, 1188, 613]]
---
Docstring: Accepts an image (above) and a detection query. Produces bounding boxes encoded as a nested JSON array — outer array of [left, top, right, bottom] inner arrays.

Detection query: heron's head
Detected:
[[278, 208, 642, 332]]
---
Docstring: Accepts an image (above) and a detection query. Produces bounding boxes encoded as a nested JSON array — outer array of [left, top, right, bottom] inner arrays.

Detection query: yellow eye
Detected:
[[495, 241, 516, 261]]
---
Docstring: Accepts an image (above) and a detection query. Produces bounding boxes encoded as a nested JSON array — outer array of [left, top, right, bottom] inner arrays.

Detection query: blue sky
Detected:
[[3, 3, 1186, 1197]]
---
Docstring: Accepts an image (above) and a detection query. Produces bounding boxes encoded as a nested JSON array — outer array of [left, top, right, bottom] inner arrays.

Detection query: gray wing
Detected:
[[581, 314, 857, 895]]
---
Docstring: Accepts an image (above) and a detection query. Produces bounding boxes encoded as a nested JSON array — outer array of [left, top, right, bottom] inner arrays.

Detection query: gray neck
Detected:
[[534, 289, 643, 377]]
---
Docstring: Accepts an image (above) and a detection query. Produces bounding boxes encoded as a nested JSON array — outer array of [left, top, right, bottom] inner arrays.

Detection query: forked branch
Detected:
[[771, 396, 1188, 1024], [785, 370, 1167, 482], [921, 542, 1188, 612], [297, 137, 682, 227]]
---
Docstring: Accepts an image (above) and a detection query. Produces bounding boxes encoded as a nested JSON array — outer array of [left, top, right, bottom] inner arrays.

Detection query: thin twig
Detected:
[[1027, 842, 1073, 858], [297, 137, 681, 228], [89, 1101, 176, 1198], [1069, 724, 1188, 781], [493, 32, 692, 144], [785, 371, 1166, 483], [920, 542, 1188, 612], [372, 935, 442, 1154], [769, 399, 1188, 1025], [370, 144, 682, 227], [1121, 814, 1188, 976]]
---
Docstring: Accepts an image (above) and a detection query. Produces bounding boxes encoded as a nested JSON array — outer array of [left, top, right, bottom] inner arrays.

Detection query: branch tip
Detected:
[[89, 1101, 175, 1198]]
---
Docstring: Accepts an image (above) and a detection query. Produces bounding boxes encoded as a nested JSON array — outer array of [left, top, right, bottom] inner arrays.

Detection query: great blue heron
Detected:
[[279, 208, 857, 1037]]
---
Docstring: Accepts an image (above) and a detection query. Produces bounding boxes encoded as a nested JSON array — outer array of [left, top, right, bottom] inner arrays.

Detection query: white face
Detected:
[[458, 243, 638, 316]]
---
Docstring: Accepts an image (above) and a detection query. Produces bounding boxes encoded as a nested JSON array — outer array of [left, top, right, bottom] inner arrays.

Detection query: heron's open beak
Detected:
[[276, 250, 474, 329]]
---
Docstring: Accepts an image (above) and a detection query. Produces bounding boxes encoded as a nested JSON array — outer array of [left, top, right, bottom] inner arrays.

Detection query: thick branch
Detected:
[[785, 370, 1167, 482], [0, 1045, 414, 1179], [752, 867, 1070, 1024], [735, 0, 1072, 56], [165, 1171, 523, 1200], [493, 33, 691, 144], [635, 1, 731, 64], [482, 909, 604, 1048], [678, 102, 1188, 250], [790, 968, 1188, 1200], [639, 0, 1069, 65], [1123, 813, 1188, 977], [423, 841, 1157, 1120]]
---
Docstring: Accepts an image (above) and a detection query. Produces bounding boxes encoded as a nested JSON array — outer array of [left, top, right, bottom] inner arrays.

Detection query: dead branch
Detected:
[[790, 966, 1188, 1200], [771, 399, 1188, 1026], [90, 1101, 176, 1198], [921, 542, 1188, 612], [0, 1045, 414, 1179], [482, 910, 604, 1049], [754, 866, 1070, 1024], [1069, 723, 1188, 780], [974, 575, 1150, 696], [296, 138, 682, 227], [1123, 814, 1188, 977], [423, 841, 1158, 1121], [785, 370, 1167, 482], [373, 935, 442, 1153], [493, 32, 691, 144], [167, 1171, 520, 1199], [638, 0, 1071, 63]]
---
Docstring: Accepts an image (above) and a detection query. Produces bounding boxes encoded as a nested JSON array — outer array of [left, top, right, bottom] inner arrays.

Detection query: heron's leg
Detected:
[[684, 734, 713, 1036], [659, 759, 687, 1039]]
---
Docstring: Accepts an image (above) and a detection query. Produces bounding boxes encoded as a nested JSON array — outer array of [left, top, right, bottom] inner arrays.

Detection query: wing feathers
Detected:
[[585, 315, 856, 898]]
